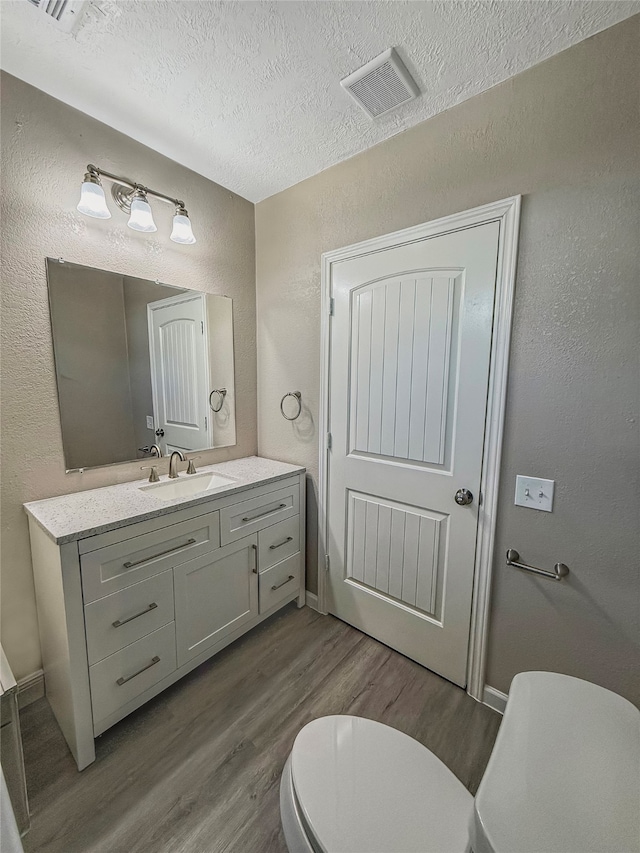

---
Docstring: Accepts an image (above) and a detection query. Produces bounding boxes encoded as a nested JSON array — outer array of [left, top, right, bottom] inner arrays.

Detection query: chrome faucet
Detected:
[[150, 444, 162, 458], [168, 450, 186, 479]]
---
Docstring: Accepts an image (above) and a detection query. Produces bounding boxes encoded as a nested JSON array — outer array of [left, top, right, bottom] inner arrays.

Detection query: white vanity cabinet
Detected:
[[25, 460, 305, 770]]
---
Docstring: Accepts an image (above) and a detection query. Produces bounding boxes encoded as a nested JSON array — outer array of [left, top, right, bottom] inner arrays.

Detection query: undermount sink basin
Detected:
[[139, 472, 236, 501]]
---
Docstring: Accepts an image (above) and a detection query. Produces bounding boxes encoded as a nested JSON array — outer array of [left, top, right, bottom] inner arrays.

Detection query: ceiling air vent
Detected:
[[341, 48, 419, 119], [25, 0, 86, 32]]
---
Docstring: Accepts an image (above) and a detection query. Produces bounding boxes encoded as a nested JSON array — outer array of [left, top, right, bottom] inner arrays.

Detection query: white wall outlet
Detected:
[[514, 475, 555, 512], [146, 416, 154, 430]]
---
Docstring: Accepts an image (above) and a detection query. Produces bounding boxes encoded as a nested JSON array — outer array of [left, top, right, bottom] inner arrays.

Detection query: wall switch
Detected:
[[146, 416, 154, 430], [515, 475, 555, 512]]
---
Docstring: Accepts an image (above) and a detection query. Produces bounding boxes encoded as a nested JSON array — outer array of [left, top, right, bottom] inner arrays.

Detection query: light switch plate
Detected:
[[515, 475, 555, 512], [146, 416, 154, 430]]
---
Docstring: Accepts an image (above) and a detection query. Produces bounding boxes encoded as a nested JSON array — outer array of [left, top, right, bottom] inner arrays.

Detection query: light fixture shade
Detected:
[[170, 211, 196, 244], [77, 180, 111, 219], [128, 195, 157, 232]]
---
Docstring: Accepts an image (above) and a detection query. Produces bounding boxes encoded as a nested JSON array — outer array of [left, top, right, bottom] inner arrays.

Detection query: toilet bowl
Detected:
[[280, 671, 640, 853]]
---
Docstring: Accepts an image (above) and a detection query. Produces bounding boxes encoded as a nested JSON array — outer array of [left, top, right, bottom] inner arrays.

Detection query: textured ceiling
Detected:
[[1, 1, 637, 202]]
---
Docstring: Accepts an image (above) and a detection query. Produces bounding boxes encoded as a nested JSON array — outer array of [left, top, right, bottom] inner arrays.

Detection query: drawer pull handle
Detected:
[[116, 655, 161, 686], [112, 602, 158, 628], [271, 574, 295, 591], [269, 536, 294, 551], [123, 538, 197, 569], [242, 503, 287, 523]]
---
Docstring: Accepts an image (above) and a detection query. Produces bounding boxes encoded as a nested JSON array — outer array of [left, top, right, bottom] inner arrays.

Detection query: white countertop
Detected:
[[24, 456, 305, 545]]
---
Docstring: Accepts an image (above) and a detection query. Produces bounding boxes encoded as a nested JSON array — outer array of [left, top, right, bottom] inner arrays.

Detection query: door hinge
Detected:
[[201, 320, 204, 334], [326, 432, 332, 450], [204, 416, 208, 430], [329, 297, 335, 316], [325, 554, 330, 572]]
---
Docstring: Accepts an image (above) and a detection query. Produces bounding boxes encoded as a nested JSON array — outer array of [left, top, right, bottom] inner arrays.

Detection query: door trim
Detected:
[[318, 196, 521, 703]]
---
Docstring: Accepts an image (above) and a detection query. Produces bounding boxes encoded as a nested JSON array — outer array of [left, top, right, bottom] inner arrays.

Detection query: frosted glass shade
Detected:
[[128, 197, 157, 232], [170, 213, 196, 244], [77, 181, 111, 219]]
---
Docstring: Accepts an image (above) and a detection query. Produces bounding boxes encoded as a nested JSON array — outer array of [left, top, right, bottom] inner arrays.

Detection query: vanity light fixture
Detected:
[[170, 206, 196, 244], [77, 171, 111, 219], [76, 164, 196, 244], [127, 189, 157, 233]]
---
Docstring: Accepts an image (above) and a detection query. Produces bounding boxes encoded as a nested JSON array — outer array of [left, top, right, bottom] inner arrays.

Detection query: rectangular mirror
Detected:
[[46, 258, 236, 471]]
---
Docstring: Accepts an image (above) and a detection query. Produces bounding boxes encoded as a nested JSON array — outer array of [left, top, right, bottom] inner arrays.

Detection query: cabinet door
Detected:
[[174, 535, 258, 667]]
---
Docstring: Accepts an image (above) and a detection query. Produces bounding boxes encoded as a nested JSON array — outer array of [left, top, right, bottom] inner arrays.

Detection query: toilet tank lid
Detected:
[[473, 672, 640, 853]]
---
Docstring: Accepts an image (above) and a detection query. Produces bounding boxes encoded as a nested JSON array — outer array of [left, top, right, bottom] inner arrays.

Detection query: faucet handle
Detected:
[[186, 456, 200, 475], [141, 465, 160, 483]]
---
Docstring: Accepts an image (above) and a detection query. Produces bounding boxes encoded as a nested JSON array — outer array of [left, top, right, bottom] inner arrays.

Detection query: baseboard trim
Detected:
[[483, 685, 508, 714], [305, 591, 319, 611], [17, 669, 45, 708]]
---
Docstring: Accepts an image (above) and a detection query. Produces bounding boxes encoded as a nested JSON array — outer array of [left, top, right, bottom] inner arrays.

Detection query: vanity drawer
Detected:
[[89, 622, 176, 727], [84, 570, 174, 665], [220, 483, 299, 545], [81, 511, 220, 603], [258, 515, 300, 571], [258, 552, 301, 613]]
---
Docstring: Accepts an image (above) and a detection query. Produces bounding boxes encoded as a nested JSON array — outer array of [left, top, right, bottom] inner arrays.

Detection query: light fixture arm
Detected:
[[86, 164, 186, 209]]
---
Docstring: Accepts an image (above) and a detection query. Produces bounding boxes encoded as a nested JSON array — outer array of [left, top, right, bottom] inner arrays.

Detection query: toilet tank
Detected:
[[471, 671, 640, 853]]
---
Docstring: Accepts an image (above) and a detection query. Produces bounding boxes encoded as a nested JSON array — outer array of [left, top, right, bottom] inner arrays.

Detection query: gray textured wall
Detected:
[[1, 73, 257, 679], [255, 19, 639, 703]]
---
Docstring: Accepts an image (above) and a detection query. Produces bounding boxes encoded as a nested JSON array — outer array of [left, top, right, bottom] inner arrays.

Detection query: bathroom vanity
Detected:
[[25, 457, 305, 770]]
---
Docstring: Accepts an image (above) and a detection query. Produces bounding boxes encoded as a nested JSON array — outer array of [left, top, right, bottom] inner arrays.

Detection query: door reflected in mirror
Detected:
[[46, 258, 236, 471]]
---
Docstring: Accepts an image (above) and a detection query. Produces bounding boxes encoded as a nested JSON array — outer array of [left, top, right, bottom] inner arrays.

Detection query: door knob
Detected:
[[454, 488, 473, 506]]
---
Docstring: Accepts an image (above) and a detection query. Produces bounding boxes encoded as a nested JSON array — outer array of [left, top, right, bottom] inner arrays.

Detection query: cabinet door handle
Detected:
[[271, 574, 295, 591], [251, 543, 258, 574], [242, 503, 287, 523], [123, 538, 197, 569], [112, 602, 158, 628], [269, 536, 293, 551], [116, 656, 160, 686]]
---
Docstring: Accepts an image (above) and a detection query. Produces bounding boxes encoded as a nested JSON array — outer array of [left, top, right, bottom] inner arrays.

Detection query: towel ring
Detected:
[[209, 388, 227, 413], [280, 391, 302, 421]]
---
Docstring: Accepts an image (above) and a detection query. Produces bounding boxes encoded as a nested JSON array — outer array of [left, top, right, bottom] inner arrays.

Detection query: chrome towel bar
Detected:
[[506, 549, 569, 581]]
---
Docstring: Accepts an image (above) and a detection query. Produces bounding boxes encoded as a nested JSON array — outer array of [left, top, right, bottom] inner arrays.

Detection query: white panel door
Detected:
[[327, 221, 500, 686], [148, 292, 210, 454]]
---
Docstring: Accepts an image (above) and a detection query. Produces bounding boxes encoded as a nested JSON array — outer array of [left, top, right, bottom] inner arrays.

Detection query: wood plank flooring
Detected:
[[20, 605, 501, 853]]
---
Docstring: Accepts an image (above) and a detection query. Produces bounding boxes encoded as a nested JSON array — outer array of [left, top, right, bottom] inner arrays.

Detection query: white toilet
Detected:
[[280, 671, 640, 853]]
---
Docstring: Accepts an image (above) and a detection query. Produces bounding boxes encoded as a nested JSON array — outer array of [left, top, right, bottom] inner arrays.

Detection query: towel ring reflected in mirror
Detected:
[[209, 388, 227, 413], [280, 391, 302, 421]]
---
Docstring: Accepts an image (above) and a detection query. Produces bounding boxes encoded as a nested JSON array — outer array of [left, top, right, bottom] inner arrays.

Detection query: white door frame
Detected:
[[317, 196, 521, 703]]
